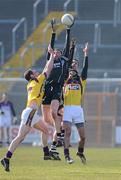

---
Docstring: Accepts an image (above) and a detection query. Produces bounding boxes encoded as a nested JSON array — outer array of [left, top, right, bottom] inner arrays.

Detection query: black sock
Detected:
[[57, 133, 61, 138], [6, 151, 12, 159], [43, 146, 49, 156], [52, 141, 57, 146], [64, 148, 69, 157], [78, 147, 84, 154]]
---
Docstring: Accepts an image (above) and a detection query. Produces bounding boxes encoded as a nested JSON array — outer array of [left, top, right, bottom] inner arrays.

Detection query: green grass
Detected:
[[0, 146, 121, 180]]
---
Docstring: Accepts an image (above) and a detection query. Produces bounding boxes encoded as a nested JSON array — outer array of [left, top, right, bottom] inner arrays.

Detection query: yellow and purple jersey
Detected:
[[64, 79, 86, 106], [26, 73, 46, 107]]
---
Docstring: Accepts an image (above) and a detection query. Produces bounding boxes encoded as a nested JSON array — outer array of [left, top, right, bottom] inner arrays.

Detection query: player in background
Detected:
[[63, 43, 89, 164], [0, 45, 55, 172], [41, 19, 75, 160], [0, 93, 17, 147]]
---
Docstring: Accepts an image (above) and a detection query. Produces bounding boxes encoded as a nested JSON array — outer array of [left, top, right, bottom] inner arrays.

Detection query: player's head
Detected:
[[24, 69, 39, 81], [53, 49, 62, 59], [71, 59, 79, 70], [69, 69, 78, 79]]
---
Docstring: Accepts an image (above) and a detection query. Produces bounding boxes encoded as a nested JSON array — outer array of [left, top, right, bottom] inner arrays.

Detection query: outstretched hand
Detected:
[[51, 19, 57, 33], [83, 42, 89, 56], [48, 44, 54, 55]]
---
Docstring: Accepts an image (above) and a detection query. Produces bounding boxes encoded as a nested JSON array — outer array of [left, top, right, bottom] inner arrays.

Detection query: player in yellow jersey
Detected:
[[0, 45, 55, 172], [63, 43, 89, 164]]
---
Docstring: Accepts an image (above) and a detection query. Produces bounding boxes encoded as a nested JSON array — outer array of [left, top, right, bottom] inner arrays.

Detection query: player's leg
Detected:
[[8, 124, 30, 153], [1, 124, 30, 172], [50, 99, 60, 135], [49, 100, 62, 160], [41, 104, 54, 160], [54, 120, 63, 147], [63, 106, 74, 164], [70, 105, 86, 164], [76, 124, 86, 164], [63, 121, 74, 164], [33, 118, 49, 135], [51, 113, 63, 147], [56, 106, 64, 147], [0, 107, 37, 171]]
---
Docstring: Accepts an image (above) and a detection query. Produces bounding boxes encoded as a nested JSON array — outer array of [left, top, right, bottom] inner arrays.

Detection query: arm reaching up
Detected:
[[83, 42, 88, 57], [81, 42, 89, 80], [62, 28, 70, 58], [47, 19, 56, 60], [43, 44, 54, 78], [68, 38, 76, 67]]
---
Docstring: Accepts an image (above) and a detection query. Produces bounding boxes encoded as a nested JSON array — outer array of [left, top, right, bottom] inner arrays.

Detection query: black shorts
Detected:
[[42, 83, 62, 105]]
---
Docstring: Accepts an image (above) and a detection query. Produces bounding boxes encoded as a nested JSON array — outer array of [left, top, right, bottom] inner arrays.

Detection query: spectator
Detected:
[[0, 93, 17, 146]]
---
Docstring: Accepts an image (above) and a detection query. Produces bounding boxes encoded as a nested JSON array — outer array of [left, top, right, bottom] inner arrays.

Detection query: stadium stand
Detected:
[[0, 0, 36, 61], [1, 11, 75, 78], [0, 0, 120, 76], [77, 0, 114, 20], [34, 0, 121, 77]]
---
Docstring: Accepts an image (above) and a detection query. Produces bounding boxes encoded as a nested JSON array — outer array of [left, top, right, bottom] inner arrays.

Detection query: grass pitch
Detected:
[[0, 146, 121, 180]]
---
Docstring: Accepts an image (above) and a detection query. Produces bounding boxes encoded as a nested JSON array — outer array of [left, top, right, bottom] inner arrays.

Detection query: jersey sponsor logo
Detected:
[[68, 85, 79, 90], [53, 62, 61, 68]]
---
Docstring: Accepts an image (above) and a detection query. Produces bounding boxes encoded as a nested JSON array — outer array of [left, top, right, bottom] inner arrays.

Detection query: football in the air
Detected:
[[61, 13, 74, 26]]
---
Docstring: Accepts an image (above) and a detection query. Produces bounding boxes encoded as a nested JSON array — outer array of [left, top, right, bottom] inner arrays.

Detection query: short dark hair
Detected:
[[54, 48, 62, 54], [69, 69, 78, 74], [24, 69, 33, 81]]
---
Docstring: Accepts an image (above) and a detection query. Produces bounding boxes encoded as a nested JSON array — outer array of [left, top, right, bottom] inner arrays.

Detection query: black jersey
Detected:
[[46, 28, 75, 87], [46, 55, 68, 86], [42, 28, 75, 104], [46, 29, 71, 87]]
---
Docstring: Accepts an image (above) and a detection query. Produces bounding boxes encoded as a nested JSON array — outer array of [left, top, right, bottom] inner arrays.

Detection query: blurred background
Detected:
[[0, 0, 121, 147]]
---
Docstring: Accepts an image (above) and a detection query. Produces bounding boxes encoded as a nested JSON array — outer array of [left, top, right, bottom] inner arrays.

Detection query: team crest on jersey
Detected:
[[68, 85, 79, 90]]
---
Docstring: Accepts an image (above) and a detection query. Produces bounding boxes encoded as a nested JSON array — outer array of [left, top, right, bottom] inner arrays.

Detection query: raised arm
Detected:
[[81, 42, 89, 80], [47, 19, 56, 60], [43, 44, 54, 78], [62, 28, 70, 58], [64, 38, 76, 81], [68, 38, 76, 68]]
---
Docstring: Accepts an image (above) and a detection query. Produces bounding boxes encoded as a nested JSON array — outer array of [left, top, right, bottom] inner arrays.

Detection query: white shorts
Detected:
[[63, 105, 85, 124], [0, 116, 11, 127], [21, 107, 40, 127]]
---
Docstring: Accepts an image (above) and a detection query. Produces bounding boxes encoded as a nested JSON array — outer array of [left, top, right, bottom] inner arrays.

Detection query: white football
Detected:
[[61, 13, 74, 26]]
